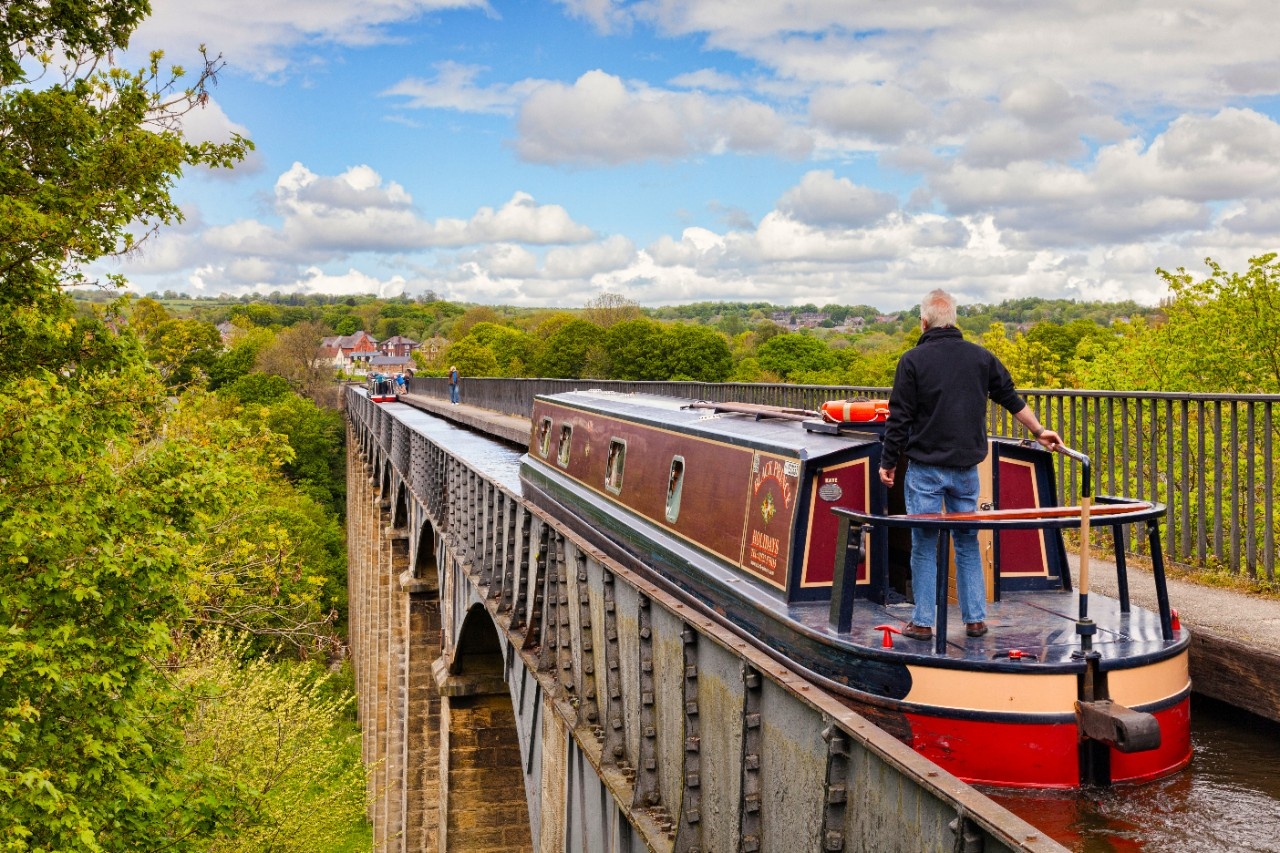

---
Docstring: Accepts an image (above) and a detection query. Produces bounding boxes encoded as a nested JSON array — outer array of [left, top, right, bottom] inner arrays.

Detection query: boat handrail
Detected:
[[831, 496, 1163, 531], [828, 497, 1176, 650]]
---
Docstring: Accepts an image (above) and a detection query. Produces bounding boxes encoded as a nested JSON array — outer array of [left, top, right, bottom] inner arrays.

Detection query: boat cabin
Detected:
[[522, 389, 1067, 606]]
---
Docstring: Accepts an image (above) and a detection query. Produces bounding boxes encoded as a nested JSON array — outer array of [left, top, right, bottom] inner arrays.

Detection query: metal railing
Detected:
[[405, 377, 1280, 581]]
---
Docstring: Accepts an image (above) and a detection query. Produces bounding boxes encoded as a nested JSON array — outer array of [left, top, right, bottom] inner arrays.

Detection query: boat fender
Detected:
[[1075, 699, 1162, 753], [821, 399, 890, 424]]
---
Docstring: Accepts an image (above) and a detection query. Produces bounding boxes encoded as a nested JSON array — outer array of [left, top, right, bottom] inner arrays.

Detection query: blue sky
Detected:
[[108, 0, 1280, 311]]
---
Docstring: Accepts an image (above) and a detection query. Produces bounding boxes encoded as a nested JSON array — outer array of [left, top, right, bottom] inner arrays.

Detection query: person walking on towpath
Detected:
[[878, 289, 1062, 642], [448, 365, 460, 404]]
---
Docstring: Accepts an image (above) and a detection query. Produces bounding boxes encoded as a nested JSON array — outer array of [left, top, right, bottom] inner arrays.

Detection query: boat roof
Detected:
[[534, 389, 881, 462]]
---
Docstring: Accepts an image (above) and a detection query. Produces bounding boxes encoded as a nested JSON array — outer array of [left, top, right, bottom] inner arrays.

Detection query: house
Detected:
[[378, 335, 421, 358], [318, 330, 379, 373]]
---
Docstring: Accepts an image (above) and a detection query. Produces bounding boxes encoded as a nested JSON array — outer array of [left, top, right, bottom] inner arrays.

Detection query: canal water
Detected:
[[989, 696, 1280, 852]]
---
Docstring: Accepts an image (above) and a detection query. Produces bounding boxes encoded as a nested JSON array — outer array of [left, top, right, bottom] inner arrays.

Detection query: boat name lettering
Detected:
[[752, 458, 794, 509]]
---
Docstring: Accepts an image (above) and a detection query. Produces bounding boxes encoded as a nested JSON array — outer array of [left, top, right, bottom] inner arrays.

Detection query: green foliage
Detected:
[[444, 336, 500, 377], [460, 322, 539, 377], [535, 319, 605, 379], [144, 317, 223, 388], [234, 389, 348, 518], [223, 371, 294, 404], [664, 324, 732, 382], [756, 333, 837, 380], [603, 319, 669, 380], [0, 367, 256, 851], [177, 632, 367, 853], [208, 328, 275, 391]]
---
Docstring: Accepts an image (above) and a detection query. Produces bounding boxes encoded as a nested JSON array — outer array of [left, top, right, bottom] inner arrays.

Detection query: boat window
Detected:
[[666, 456, 685, 523], [557, 424, 573, 467], [605, 439, 627, 494], [537, 417, 553, 457]]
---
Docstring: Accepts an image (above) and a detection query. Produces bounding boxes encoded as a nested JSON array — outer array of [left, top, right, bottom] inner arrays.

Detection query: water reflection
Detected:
[[989, 697, 1280, 852]]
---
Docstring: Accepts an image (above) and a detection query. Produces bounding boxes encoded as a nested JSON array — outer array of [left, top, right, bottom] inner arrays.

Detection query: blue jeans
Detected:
[[449, 383, 459, 404], [905, 462, 986, 626]]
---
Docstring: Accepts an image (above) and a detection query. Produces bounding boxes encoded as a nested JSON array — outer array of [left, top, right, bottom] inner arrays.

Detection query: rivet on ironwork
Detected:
[[745, 671, 760, 688], [827, 785, 847, 804], [685, 664, 698, 678], [685, 736, 701, 752], [612, 717, 623, 730], [745, 754, 759, 770], [745, 794, 760, 813], [686, 772, 700, 787], [823, 830, 845, 851], [686, 701, 699, 715], [642, 691, 654, 705], [641, 660, 653, 672], [640, 626, 651, 638], [742, 834, 760, 851], [745, 712, 761, 729], [644, 725, 656, 738]]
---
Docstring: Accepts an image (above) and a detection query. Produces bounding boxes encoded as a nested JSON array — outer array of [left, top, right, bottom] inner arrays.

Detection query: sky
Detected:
[[105, 0, 1280, 312]]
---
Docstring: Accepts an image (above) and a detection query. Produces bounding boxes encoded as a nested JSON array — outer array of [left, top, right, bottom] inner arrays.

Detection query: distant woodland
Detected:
[[88, 253, 1280, 394]]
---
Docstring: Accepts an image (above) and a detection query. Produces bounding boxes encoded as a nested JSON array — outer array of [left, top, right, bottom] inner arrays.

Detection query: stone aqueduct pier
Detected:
[[344, 388, 1064, 852]]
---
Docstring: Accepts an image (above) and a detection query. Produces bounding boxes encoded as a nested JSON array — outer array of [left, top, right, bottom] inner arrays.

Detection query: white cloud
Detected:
[[777, 171, 898, 228], [382, 62, 543, 115], [134, 0, 493, 78], [543, 235, 636, 278], [515, 70, 813, 164], [809, 84, 932, 144]]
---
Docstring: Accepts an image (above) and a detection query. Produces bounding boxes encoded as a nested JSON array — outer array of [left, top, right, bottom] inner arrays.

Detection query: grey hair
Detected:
[[921, 289, 957, 329]]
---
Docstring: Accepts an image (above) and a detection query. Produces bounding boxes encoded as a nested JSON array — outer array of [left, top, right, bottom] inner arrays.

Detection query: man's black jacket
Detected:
[[880, 325, 1026, 471]]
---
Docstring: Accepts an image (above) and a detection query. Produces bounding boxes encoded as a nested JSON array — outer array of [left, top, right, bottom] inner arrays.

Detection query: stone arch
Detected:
[[436, 604, 532, 852], [414, 517, 439, 581], [391, 478, 409, 530]]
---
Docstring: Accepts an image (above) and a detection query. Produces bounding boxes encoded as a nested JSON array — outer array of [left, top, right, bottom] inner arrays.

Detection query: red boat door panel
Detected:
[[799, 457, 872, 589]]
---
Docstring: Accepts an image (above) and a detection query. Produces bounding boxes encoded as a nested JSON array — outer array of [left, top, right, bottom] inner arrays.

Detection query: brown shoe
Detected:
[[902, 622, 933, 641], [966, 621, 988, 637]]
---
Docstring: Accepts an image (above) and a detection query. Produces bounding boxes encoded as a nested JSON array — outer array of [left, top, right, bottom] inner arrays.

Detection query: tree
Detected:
[[177, 633, 366, 853], [1, 8, 249, 381], [583, 292, 642, 328], [2, 4, 253, 847], [1152, 254, 1280, 393], [460, 322, 538, 377], [145, 317, 223, 388], [756, 333, 837, 380], [451, 305, 501, 339], [603, 318, 669, 380], [443, 337, 499, 377], [535, 319, 605, 379], [665, 324, 732, 382], [255, 322, 337, 407], [208, 327, 275, 390]]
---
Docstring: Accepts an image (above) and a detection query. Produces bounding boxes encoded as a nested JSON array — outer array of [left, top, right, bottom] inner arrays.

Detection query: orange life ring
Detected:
[[821, 399, 889, 424]]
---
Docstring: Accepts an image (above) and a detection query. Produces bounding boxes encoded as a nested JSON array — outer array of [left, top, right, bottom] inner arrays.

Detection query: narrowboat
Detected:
[[518, 390, 1191, 789], [368, 374, 398, 403]]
